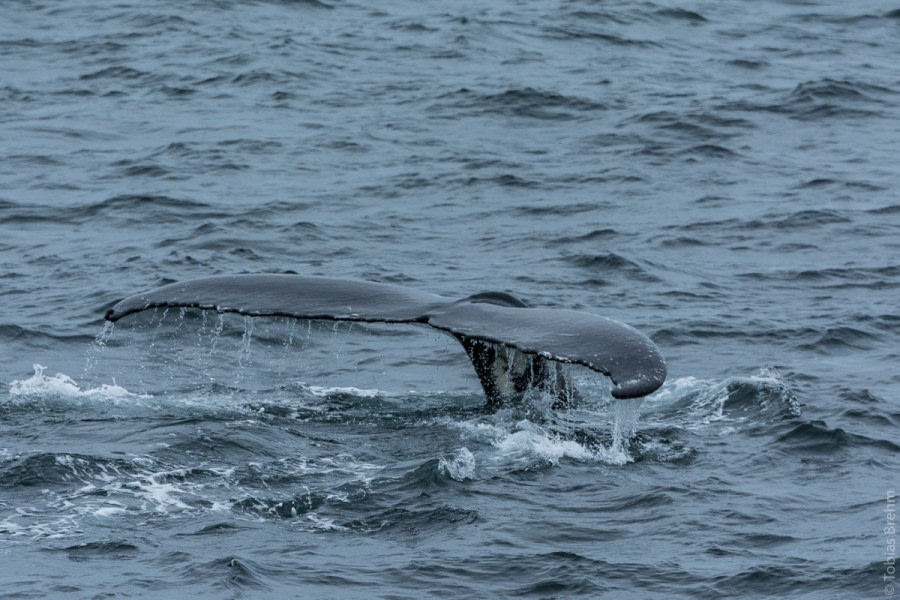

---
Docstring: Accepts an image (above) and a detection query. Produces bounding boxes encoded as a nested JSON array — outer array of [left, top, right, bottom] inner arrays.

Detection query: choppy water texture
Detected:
[[1, 1, 898, 598]]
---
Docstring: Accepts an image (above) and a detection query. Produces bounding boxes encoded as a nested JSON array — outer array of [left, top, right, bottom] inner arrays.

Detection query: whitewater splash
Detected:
[[438, 447, 476, 481], [440, 395, 646, 470], [8, 364, 150, 403]]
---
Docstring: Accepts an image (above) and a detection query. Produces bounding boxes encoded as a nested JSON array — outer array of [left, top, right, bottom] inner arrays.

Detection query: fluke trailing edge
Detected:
[[105, 274, 667, 404]]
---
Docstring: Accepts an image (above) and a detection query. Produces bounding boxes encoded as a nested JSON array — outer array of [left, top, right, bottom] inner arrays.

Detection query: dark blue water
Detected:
[[2, 1, 898, 598]]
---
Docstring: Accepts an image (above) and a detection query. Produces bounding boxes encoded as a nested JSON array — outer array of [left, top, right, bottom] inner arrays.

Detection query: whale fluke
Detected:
[[104, 274, 666, 402]]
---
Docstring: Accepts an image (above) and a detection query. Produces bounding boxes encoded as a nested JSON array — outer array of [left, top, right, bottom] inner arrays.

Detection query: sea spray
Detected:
[[83, 321, 115, 376]]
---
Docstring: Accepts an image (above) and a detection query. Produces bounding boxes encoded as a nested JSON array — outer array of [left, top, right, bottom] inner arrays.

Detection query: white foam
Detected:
[[304, 384, 382, 398], [306, 513, 349, 532], [438, 447, 476, 481], [127, 479, 191, 513], [653, 375, 706, 396], [495, 424, 596, 463], [0, 506, 82, 541], [449, 416, 637, 468], [93, 503, 127, 518], [0, 445, 390, 543], [8, 364, 150, 403], [450, 420, 508, 445]]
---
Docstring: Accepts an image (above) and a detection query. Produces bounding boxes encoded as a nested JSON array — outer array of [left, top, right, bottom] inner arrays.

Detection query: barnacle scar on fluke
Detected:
[[105, 274, 666, 406]]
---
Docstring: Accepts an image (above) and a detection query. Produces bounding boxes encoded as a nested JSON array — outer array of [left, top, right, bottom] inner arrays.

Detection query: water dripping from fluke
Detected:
[[84, 321, 115, 376], [610, 397, 644, 462]]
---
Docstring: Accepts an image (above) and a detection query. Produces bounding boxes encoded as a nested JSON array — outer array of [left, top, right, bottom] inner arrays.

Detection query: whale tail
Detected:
[[104, 274, 666, 404]]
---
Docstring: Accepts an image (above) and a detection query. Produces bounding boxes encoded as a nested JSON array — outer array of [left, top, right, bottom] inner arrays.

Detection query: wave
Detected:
[[0, 452, 140, 489], [772, 421, 900, 454], [515, 202, 600, 216], [341, 505, 478, 536], [434, 87, 606, 121], [542, 26, 655, 47], [646, 369, 801, 428], [727, 59, 767, 69], [0, 324, 96, 345], [794, 326, 883, 353], [564, 252, 661, 282], [790, 78, 896, 102], [176, 555, 275, 591], [735, 265, 899, 290], [722, 78, 895, 121], [654, 8, 707, 23], [654, 322, 888, 352], [0, 195, 220, 227], [79, 66, 151, 81], [667, 209, 854, 234], [49, 540, 141, 561]]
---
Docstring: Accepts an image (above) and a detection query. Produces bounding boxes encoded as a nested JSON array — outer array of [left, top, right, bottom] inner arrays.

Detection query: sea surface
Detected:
[[1, 1, 899, 598]]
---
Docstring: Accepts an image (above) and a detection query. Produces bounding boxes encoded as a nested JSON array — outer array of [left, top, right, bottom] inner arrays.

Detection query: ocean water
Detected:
[[1, 0, 898, 598]]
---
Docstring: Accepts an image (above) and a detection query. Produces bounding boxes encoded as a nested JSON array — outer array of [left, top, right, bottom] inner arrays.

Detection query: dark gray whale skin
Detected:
[[105, 274, 666, 400]]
